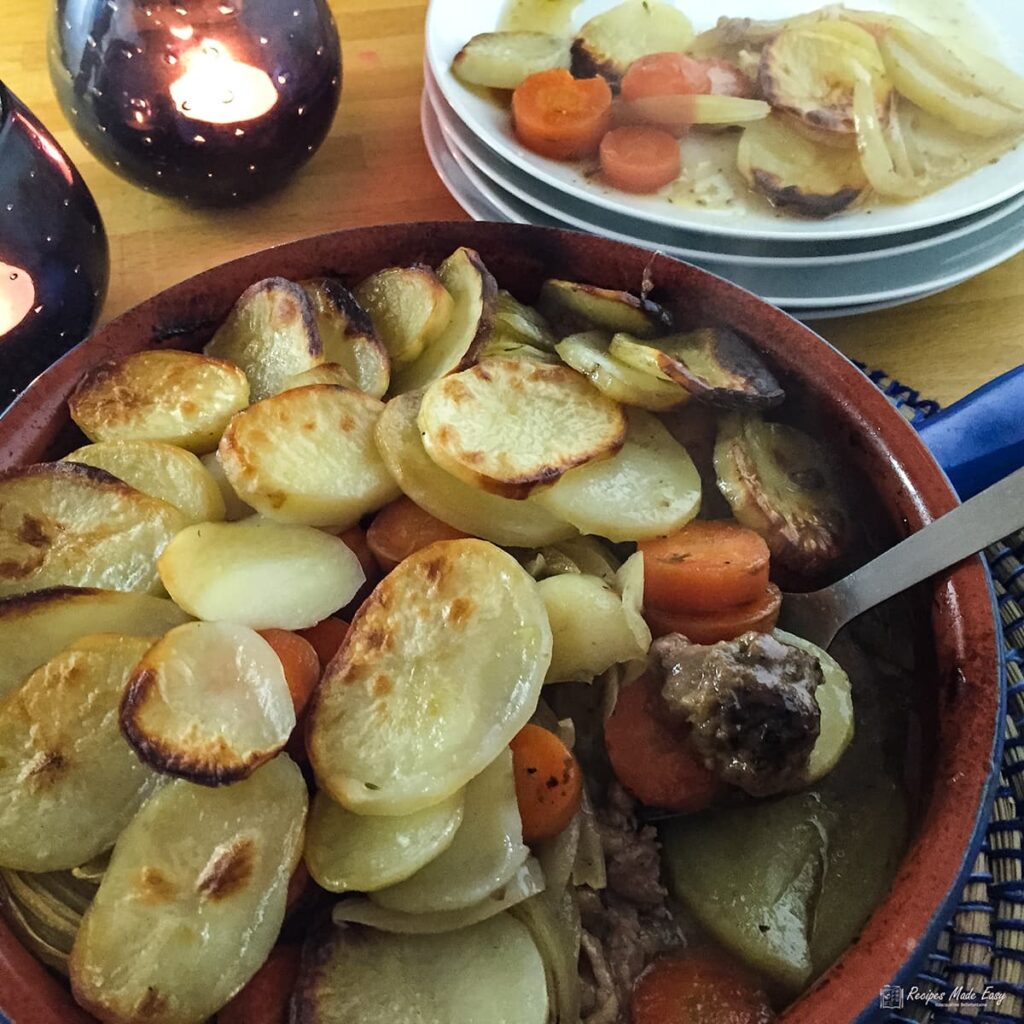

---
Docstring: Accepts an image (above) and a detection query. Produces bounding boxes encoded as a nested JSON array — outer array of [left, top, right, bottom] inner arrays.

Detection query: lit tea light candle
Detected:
[[169, 38, 278, 125], [0, 263, 35, 337]]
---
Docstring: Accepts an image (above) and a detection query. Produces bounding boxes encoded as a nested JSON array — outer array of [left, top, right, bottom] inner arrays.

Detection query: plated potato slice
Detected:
[[291, 914, 548, 1024], [199, 452, 253, 521], [0, 635, 159, 872], [389, 247, 497, 394], [121, 622, 296, 786], [418, 359, 626, 498], [375, 391, 577, 546], [219, 385, 400, 529], [453, 31, 571, 89], [64, 440, 226, 526], [0, 463, 186, 599], [70, 755, 307, 1024], [531, 409, 701, 542], [301, 278, 391, 399], [305, 789, 465, 894], [538, 279, 671, 339], [309, 540, 552, 815], [158, 518, 365, 629], [204, 277, 322, 402], [353, 266, 454, 368], [0, 588, 188, 701], [279, 362, 357, 391], [69, 350, 249, 454]]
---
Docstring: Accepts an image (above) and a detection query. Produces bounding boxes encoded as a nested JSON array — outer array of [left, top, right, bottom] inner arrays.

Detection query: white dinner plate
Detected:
[[425, 0, 1024, 242]]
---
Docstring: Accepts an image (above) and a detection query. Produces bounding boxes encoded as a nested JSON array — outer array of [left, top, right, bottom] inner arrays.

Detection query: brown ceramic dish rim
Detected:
[[0, 222, 1003, 1024]]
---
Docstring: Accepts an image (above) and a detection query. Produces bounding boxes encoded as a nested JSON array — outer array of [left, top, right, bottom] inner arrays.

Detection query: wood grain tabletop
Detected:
[[3, 0, 1023, 407]]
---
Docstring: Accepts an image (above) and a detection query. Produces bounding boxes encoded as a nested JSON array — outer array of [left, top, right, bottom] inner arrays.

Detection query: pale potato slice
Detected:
[[389, 248, 497, 395], [309, 540, 551, 815], [531, 410, 701, 542], [371, 749, 529, 912], [204, 277, 323, 402], [0, 635, 159, 872], [306, 789, 464, 894], [158, 518, 365, 629], [301, 278, 391, 399], [121, 622, 295, 786], [64, 440, 226, 526], [69, 349, 249, 454], [291, 914, 548, 1024], [476, 336, 560, 365], [200, 452, 253, 521], [70, 755, 307, 1024], [418, 359, 626, 498], [219, 385, 400, 529], [539, 279, 671, 339], [353, 266, 454, 368], [556, 331, 690, 411], [336, 859, 545, 933], [453, 31, 570, 89], [0, 463, 186, 599], [279, 362, 357, 391], [493, 290, 558, 352], [375, 391, 577, 547]]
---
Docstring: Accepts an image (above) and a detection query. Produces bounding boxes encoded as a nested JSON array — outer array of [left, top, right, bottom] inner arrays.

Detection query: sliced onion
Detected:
[[623, 94, 770, 132], [853, 76, 930, 198], [572, 787, 607, 891]]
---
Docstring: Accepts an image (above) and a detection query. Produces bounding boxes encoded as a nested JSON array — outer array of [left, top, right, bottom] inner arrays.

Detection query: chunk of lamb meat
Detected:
[[652, 631, 822, 797]]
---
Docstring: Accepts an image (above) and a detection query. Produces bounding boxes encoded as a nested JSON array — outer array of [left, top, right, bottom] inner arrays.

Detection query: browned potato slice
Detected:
[[390, 248, 498, 394], [609, 328, 784, 409], [0, 463, 186, 599], [759, 21, 891, 135], [0, 588, 189, 701], [714, 413, 849, 574], [69, 350, 249, 454], [353, 266, 454, 369], [204, 277, 322, 402], [301, 278, 391, 399], [454, 31, 570, 89], [538, 279, 671, 339], [418, 359, 626, 498], [70, 755, 307, 1024], [279, 362, 357, 391], [158, 518, 365, 629], [308, 539, 551, 815], [219, 385, 400, 529], [121, 622, 295, 786], [0, 635, 159, 872], [63, 440, 227, 525], [738, 114, 866, 217], [571, 0, 695, 88]]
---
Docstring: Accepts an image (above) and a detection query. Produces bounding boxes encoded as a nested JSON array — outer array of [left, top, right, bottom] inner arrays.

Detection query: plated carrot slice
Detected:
[[366, 496, 468, 571], [218, 945, 302, 1024], [258, 629, 321, 718], [639, 520, 771, 613], [510, 723, 583, 844], [645, 583, 782, 645], [297, 616, 350, 669], [620, 52, 711, 102], [600, 126, 681, 193], [604, 673, 722, 812], [512, 68, 613, 160]]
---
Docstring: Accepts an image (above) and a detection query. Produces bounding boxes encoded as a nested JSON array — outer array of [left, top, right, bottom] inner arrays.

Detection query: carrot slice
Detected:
[[218, 945, 302, 1024], [338, 524, 381, 585], [604, 673, 723, 812], [621, 52, 711, 102], [512, 68, 613, 160], [366, 496, 468, 571], [645, 584, 782, 645], [510, 724, 583, 844], [631, 949, 775, 1024], [297, 616, 349, 669], [599, 126, 681, 193], [258, 629, 321, 718], [639, 520, 771, 614]]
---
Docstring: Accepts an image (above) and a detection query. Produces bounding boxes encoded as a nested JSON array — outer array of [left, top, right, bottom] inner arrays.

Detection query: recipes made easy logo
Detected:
[[880, 984, 1007, 1012]]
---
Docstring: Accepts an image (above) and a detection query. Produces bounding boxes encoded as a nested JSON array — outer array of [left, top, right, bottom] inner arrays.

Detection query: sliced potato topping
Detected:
[[64, 440, 226, 526], [158, 518, 365, 629], [69, 349, 249, 454], [199, 452, 253, 522], [454, 31, 571, 89], [538, 279, 671, 339], [0, 463, 186, 599], [0, 635, 159, 872], [291, 914, 549, 1024], [204, 277, 323, 402], [476, 337, 561, 365], [305, 789, 465, 893], [308, 540, 551, 815], [492, 290, 558, 353], [279, 362, 357, 391], [418, 359, 626, 498], [218, 385, 400, 529], [375, 390, 577, 546], [70, 755, 307, 1024], [121, 622, 296, 786], [531, 409, 701, 542]]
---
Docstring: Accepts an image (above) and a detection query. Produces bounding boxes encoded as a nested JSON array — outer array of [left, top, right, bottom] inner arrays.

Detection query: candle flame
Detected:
[[0, 264, 36, 338], [169, 38, 278, 125]]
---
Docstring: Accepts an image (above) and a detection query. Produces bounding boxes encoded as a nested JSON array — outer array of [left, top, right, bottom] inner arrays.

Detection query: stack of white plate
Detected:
[[422, 0, 1024, 319]]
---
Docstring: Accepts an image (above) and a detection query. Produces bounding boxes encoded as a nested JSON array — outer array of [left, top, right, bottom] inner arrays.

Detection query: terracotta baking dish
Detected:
[[0, 222, 1003, 1024]]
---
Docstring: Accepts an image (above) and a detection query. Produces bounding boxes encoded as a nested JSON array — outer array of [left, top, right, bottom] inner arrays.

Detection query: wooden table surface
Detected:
[[4, 0, 1023, 407]]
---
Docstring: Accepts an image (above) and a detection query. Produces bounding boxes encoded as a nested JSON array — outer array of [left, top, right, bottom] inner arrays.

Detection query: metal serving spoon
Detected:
[[776, 464, 1024, 650]]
